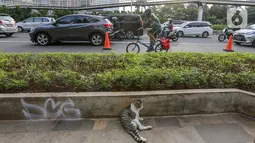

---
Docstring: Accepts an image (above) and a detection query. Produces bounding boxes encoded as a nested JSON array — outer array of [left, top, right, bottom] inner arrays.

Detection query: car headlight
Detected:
[[246, 32, 255, 35]]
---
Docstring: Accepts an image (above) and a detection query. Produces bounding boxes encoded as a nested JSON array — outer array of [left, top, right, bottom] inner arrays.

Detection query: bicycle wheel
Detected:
[[126, 43, 140, 53], [155, 44, 169, 52]]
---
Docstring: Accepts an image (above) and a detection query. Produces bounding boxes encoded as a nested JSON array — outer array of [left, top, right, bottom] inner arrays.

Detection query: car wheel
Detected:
[[177, 31, 184, 37], [126, 31, 134, 39], [235, 42, 241, 45], [4, 33, 13, 37], [36, 33, 51, 46], [202, 31, 209, 38], [90, 33, 104, 46], [18, 26, 24, 32], [252, 40, 255, 48]]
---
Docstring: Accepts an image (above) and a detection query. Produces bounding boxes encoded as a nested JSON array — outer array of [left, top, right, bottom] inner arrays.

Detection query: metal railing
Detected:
[[0, 0, 255, 9]]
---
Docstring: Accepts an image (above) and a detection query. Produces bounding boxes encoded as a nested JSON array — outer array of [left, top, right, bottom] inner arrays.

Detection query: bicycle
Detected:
[[126, 27, 169, 53]]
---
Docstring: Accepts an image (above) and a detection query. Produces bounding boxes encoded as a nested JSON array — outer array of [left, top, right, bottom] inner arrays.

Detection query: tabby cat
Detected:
[[120, 100, 152, 143]]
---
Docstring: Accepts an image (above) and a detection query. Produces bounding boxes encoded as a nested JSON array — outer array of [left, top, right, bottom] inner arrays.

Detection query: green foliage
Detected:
[[0, 6, 74, 21], [247, 6, 255, 24], [52, 10, 74, 19], [213, 24, 227, 30], [0, 52, 255, 93], [151, 4, 230, 24]]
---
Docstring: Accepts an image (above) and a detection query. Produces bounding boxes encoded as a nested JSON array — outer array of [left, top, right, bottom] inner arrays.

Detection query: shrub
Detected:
[[212, 24, 227, 31], [0, 52, 255, 93]]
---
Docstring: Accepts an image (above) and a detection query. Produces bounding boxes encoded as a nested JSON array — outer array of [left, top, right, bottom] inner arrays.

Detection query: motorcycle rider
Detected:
[[167, 18, 174, 37], [112, 17, 120, 33], [142, 8, 162, 52]]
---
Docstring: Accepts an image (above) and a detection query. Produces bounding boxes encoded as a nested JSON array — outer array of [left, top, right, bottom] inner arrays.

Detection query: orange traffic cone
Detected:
[[103, 32, 111, 50], [223, 35, 234, 52]]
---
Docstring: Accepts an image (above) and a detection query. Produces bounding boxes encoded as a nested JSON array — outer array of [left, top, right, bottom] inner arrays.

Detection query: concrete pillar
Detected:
[[197, 6, 203, 21], [197, 2, 206, 21], [136, 6, 140, 13], [123, 6, 125, 11]]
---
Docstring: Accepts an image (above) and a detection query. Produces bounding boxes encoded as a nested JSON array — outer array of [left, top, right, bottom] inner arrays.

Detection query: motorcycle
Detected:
[[218, 27, 234, 42], [158, 27, 179, 42], [109, 29, 126, 40]]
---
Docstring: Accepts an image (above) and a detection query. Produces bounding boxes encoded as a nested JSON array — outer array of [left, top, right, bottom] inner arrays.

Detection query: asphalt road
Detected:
[[0, 32, 255, 53]]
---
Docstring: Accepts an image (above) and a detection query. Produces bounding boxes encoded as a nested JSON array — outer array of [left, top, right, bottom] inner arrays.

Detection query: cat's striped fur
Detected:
[[120, 100, 152, 143]]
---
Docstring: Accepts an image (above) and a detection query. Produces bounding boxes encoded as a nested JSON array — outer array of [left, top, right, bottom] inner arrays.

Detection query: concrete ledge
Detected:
[[0, 89, 255, 120]]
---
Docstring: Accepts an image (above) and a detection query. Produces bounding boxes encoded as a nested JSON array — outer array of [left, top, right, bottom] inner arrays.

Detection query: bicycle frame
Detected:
[[134, 39, 151, 49]]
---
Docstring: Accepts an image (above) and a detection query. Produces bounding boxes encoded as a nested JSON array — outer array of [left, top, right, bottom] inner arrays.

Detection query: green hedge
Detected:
[[213, 24, 227, 30], [0, 52, 255, 93]]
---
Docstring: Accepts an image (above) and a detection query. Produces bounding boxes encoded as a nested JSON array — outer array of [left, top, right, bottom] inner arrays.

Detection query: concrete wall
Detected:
[[0, 89, 254, 120]]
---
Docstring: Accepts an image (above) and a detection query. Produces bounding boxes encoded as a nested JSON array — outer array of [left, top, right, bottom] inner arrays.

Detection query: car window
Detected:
[[24, 18, 33, 22], [187, 23, 196, 27], [88, 17, 100, 23], [202, 23, 210, 27], [0, 16, 14, 22], [246, 25, 255, 29], [34, 18, 43, 22], [57, 16, 76, 24], [42, 18, 49, 22], [75, 16, 90, 23]]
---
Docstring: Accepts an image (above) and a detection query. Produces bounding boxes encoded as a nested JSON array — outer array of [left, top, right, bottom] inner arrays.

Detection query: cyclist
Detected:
[[112, 17, 120, 32], [142, 8, 161, 52]]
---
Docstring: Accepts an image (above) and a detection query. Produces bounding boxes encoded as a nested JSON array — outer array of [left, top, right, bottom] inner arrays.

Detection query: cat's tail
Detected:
[[126, 130, 146, 143]]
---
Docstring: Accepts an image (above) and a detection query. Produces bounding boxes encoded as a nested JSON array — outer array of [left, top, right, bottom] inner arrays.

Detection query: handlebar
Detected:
[[136, 27, 144, 39]]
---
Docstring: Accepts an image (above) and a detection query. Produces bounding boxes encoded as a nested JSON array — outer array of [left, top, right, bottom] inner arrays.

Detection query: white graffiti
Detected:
[[21, 98, 81, 120]]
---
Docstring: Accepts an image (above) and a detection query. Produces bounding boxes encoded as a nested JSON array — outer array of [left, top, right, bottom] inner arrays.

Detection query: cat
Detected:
[[120, 100, 152, 143]]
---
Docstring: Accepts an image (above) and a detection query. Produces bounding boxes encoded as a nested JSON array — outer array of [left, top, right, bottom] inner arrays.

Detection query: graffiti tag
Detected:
[[21, 98, 81, 120]]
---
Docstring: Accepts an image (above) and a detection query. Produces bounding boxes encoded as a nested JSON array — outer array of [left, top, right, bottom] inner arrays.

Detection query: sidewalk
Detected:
[[0, 113, 254, 143]]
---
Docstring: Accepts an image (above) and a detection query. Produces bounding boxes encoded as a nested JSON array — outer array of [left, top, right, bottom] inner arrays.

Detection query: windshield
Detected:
[[246, 25, 255, 30], [180, 22, 188, 27], [0, 16, 14, 22]]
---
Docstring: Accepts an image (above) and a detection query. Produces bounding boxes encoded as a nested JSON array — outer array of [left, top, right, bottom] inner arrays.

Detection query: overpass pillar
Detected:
[[197, 2, 206, 21]]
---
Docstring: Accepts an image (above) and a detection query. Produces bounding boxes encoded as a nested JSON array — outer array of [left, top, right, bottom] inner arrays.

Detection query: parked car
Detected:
[[17, 17, 55, 32], [233, 24, 255, 47], [29, 14, 113, 46], [161, 20, 186, 27], [0, 13, 18, 37], [103, 14, 143, 39], [174, 21, 213, 38]]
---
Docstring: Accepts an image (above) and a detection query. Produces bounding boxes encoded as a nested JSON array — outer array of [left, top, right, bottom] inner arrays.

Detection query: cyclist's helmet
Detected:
[[112, 17, 118, 22], [168, 18, 173, 23], [144, 8, 152, 17]]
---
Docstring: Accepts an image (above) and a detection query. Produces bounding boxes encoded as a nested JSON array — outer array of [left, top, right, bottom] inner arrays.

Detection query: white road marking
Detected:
[[0, 41, 30, 43]]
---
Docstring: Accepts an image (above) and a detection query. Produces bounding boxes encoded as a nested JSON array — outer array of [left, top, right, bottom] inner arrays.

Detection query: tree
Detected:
[[207, 5, 229, 24], [52, 10, 73, 18]]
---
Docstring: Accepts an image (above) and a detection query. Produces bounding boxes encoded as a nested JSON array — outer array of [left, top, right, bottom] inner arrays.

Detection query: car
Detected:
[[29, 14, 113, 46], [0, 13, 18, 37], [103, 14, 144, 39], [174, 21, 213, 38], [17, 17, 55, 32], [233, 24, 255, 47], [161, 20, 186, 28]]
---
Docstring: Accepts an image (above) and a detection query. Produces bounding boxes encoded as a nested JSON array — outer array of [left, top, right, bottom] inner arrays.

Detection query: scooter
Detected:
[[109, 29, 126, 40], [159, 27, 179, 42], [218, 27, 234, 42]]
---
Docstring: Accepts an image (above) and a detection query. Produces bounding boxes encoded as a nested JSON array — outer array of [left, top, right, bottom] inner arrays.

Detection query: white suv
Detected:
[[175, 21, 213, 38], [17, 17, 55, 32]]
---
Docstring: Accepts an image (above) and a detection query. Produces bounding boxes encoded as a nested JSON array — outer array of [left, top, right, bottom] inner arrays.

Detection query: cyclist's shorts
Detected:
[[148, 28, 161, 37]]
